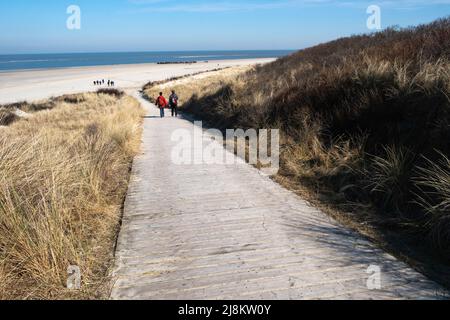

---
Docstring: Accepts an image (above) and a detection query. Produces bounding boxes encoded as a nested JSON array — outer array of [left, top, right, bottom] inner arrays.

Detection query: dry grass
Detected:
[[143, 67, 230, 95], [415, 153, 450, 251], [0, 92, 144, 299], [143, 66, 250, 107], [144, 17, 450, 284]]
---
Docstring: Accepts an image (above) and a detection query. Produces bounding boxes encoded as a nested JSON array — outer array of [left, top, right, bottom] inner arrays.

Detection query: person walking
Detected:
[[169, 90, 179, 117], [155, 92, 168, 118]]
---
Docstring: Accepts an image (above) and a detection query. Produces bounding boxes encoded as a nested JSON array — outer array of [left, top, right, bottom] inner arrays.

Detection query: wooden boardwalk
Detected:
[[111, 92, 447, 300]]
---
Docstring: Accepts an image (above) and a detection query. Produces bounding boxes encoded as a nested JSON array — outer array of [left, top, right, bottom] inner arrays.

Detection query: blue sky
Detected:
[[0, 0, 449, 54]]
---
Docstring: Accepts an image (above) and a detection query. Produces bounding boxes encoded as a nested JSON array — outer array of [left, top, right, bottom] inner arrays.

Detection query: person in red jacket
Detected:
[[155, 92, 168, 118]]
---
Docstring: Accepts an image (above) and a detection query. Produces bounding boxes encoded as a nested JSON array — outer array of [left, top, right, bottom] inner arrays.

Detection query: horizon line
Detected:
[[0, 49, 298, 56]]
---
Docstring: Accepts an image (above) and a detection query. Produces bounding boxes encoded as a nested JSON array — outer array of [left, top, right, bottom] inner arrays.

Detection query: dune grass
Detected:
[[143, 66, 239, 104], [144, 18, 450, 285], [0, 92, 144, 299]]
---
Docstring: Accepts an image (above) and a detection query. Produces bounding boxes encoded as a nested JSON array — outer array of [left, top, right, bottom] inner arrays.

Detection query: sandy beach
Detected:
[[0, 58, 275, 104]]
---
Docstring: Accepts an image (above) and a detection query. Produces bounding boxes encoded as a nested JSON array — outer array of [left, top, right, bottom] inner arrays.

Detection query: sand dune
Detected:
[[0, 58, 274, 104]]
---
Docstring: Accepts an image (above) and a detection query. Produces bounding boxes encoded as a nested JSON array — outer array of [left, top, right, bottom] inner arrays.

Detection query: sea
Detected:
[[0, 50, 294, 72]]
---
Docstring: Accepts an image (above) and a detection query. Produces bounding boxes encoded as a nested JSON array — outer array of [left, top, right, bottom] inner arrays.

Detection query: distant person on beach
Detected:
[[111, 81, 115, 87], [155, 92, 168, 118], [169, 90, 179, 117], [107, 80, 111, 87]]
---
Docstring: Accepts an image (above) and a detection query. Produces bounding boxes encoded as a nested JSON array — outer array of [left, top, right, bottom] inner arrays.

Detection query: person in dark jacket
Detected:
[[169, 90, 179, 117]]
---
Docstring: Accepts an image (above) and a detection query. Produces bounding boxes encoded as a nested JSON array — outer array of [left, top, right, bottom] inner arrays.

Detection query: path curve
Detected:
[[111, 92, 447, 300]]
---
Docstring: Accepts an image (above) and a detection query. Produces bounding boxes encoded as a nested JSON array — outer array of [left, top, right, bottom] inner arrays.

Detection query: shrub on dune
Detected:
[[0, 109, 19, 126]]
